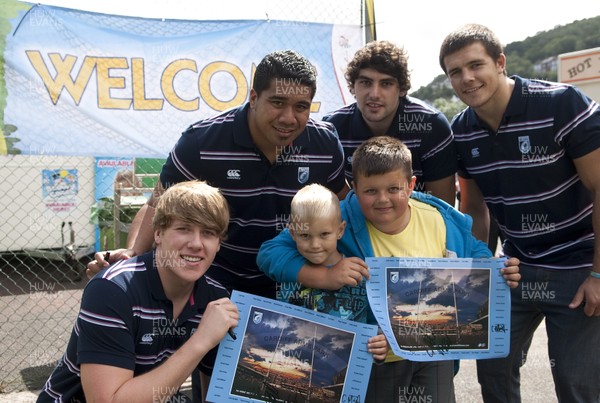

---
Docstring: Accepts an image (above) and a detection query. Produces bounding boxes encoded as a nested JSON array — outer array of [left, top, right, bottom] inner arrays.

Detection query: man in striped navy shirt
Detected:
[[323, 40, 457, 205], [39, 181, 238, 403], [440, 24, 600, 402], [89, 50, 348, 298], [87, 50, 348, 402]]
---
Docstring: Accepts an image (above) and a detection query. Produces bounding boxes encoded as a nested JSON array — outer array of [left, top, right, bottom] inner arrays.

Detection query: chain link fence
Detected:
[[0, 0, 364, 396], [0, 154, 164, 395]]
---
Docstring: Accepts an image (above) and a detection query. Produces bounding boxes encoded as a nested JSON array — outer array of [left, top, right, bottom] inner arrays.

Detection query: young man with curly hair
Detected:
[[324, 40, 457, 205]]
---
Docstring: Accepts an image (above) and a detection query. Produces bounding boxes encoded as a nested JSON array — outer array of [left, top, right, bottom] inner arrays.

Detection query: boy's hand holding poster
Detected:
[[366, 257, 511, 361], [208, 291, 378, 403]]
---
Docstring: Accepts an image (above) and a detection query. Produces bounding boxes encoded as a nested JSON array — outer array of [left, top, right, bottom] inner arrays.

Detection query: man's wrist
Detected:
[[589, 271, 600, 279], [125, 247, 138, 256]]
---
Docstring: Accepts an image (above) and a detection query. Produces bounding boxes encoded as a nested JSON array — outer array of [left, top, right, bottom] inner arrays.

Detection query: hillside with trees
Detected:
[[411, 15, 600, 120]]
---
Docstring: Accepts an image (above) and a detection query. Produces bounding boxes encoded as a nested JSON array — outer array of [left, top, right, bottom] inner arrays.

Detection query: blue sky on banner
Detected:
[[36, 0, 600, 91]]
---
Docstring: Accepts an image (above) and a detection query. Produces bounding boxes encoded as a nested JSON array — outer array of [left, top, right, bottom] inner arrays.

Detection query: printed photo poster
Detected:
[[207, 291, 379, 403], [366, 257, 511, 361]]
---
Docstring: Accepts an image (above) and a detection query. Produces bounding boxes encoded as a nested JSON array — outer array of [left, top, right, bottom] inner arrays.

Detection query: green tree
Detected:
[[432, 97, 466, 122], [0, 0, 29, 154]]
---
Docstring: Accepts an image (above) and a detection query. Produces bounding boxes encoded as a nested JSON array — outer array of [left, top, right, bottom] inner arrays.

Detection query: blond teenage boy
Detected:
[[38, 181, 239, 403]]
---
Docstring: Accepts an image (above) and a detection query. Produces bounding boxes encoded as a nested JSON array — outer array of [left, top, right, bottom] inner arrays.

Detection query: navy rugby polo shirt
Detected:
[[37, 252, 229, 402], [452, 76, 600, 269], [160, 103, 346, 281], [323, 97, 457, 185]]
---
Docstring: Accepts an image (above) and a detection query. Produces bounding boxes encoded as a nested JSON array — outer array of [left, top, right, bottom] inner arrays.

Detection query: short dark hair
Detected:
[[345, 40, 411, 94], [351, 136, 413, 184], [252, 50, 317, 98], [439, 23, 504, 74]]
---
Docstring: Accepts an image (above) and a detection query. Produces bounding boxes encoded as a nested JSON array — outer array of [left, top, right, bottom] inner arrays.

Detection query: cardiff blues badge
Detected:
[[298, 167, 309, 184], [253, 311, 263, 324], [518, 136, 531, 154]]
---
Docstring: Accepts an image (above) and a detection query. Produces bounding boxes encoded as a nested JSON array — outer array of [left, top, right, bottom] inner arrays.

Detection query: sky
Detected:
[[374, 2, 600, 91], [388, 268, 490, 325], [35, 0, 600, 91], [239, 307, 352, 386]]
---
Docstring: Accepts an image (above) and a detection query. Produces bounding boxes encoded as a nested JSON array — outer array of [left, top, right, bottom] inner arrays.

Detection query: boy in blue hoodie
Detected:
[[258, 136, 521, 403]]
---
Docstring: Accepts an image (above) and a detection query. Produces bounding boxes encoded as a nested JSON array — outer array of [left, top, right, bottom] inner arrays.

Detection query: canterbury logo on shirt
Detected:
[[227, 169, 241, 180], [140, 333, 154, 345]]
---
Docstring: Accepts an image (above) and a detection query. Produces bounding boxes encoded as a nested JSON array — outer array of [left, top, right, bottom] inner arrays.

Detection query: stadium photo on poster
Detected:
[[387, 267, 490, 351], [208, 291, 378, 403], [232, 307, 351, 402], [366, 258, 511, 361]]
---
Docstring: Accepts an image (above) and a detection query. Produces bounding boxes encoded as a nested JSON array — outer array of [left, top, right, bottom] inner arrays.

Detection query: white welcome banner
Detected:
[[4, 5, 361, 157]]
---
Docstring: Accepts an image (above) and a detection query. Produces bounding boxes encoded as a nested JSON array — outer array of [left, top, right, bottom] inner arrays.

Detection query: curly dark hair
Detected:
[[345, 40, 411, 94]]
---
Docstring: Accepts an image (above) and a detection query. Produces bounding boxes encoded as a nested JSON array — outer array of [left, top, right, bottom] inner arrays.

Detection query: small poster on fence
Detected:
[[366, 257, 511, 361], [207, 291, 378, 403], [41, 169, 78, 213]]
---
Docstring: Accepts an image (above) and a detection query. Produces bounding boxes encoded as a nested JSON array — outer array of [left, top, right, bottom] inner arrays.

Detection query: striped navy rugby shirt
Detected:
[[160, 102, 346, 281], [38, 252, 229, 402], [453, 76, 600, 269], [323, 97, 457, 188]]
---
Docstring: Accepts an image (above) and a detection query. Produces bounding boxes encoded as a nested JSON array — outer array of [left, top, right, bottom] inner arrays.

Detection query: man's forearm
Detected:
[[425, 175, 457, 206], [469, 210, 490, 245], [460, 198, 490, 244], [81, 334, 212, 402], [592, 191, 600, 273], [126, 204, 156, 255]]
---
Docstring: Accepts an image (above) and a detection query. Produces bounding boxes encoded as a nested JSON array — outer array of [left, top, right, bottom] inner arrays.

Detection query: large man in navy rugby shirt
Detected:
[[440, 24, 600, 402], [87, 50, 352, 403], [89, 50, 348, 299]]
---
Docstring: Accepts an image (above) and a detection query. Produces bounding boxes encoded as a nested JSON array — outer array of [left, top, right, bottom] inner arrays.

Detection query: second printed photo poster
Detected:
[[366, 257, 511, 361], [207, 291, 378, 403]]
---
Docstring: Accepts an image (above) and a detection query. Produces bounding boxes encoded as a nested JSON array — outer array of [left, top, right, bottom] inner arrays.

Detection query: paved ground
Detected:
[[1, 323, 558, 402], [0, 255, 88, 398], [454, 321, 557, 402]]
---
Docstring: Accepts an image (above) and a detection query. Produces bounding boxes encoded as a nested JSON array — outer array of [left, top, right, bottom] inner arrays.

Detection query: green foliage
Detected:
[[1, 1, 29, 153], [506, 54, 533, 79], [2, 123, 21, 154], [0, 0, 31, 124], [411, 74, 453, 103], [432, 98, 466, 122], [505, 16, 600, 63]]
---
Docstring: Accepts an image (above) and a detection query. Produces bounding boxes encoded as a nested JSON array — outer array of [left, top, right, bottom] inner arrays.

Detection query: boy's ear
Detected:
[[337, 220, 347, 240], [408, 176, 417, 190], [405, 176, 417, 198], [287, 222, 296, 237]]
